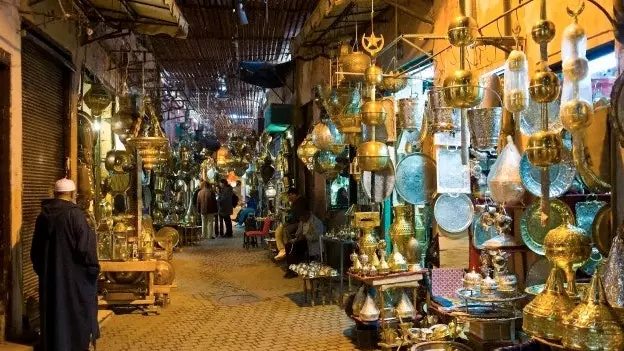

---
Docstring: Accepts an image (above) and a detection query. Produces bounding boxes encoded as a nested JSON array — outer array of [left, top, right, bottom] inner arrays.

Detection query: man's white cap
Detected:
[[54, 178, 76, 193]]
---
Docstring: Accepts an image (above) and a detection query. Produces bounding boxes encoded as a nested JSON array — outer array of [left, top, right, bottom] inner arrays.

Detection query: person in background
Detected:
[[336, 187, 349, 208], [273, 188, 305, 260], [196, 181, 218, 239], [217, 178, 234, 238], [236, 194, 257, 227], [31, 178, 100, 350], [283, 201, 324, 278]]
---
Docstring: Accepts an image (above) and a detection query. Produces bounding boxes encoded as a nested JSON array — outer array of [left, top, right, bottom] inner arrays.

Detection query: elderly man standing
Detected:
[[31, 178, 100, 351]]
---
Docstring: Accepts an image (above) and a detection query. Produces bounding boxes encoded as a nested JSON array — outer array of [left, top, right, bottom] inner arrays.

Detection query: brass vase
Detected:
[[388, 241, 408, 273], [544, 223, 592, 297], [389, 205, 415, 258], [562, 270, 624, 350], [523, 267, 576, 341]]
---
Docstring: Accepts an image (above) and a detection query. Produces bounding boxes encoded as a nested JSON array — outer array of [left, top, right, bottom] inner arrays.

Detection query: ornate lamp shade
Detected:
[[112, 96, 135, 144], [297, 134, 318, 170], [83, 83, 112, 116], [125, 96, 168, 171], [313, 150, 337, 174]]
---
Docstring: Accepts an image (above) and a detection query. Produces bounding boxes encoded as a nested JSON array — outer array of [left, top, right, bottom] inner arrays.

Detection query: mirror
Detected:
[[326, 175, 350, 210]]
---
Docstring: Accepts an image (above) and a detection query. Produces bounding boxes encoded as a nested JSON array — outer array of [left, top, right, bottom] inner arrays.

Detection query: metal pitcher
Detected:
[[467, 107, 503, 150]]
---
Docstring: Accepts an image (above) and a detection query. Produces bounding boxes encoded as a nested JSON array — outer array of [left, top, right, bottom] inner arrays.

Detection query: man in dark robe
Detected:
[[31, 178, 100, 351]]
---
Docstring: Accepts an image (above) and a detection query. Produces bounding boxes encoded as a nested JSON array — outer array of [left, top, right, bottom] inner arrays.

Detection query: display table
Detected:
[[348, 271, 427, 350], [98, 260, 157, 308], [321, 237, 354, 299]]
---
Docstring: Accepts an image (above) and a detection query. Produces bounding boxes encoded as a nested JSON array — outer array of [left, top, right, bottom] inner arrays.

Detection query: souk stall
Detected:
[[290, 0, 624, 349]]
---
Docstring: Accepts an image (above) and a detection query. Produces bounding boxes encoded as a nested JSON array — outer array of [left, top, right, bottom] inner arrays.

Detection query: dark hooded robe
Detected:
[[31, 198, 100, 351]]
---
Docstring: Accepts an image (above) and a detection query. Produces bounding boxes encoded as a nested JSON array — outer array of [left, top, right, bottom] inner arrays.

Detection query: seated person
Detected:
[[236, 195, 257, 227], [283, 202, 324, 279], [274, 188, 305, 260]]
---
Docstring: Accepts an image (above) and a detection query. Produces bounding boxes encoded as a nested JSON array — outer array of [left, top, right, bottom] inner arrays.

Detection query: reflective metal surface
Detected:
[[434, 193, 474, 235], [519, 99, 562, 136], [602, 225, 624, 308], [592, 204, 613, 257], [520, 200, 575, 255], [467, 107, 503, 150], [472, 213, 495, 250], [520, 139, 575, 198], [362, 160, 396, 202], [395, 153, 437, 205]]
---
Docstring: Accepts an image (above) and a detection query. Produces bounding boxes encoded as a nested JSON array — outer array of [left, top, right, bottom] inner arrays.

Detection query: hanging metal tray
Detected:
[[592, 204, 613, 256], [395, 152, 437, 205], [520, 200, 575, 255], [519, 138, 575, 199], [576, 200, 607, 275], [434, 193, 474, 235]]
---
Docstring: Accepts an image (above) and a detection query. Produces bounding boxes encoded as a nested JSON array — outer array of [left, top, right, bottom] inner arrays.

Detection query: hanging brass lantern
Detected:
[[529, 67, 560, 103], [112, 96, 135, 144], [216, 146, 231, 168], [125, 96, 168, 171], [297, 134, 318, 170], [311, 120, 345, 153], [447, 15, 478, 47], [83, 83, 112, 116], [313, 150, 337, 174]]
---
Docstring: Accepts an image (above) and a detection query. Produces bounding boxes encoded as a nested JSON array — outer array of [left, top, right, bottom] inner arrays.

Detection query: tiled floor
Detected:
[[97, 230, 359, 351]]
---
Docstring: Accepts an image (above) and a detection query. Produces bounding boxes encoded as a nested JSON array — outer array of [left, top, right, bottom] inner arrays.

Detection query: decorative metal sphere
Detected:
[[562, 57, 589, 82], [560, 98, 593, 133], [443, 69, 484, 108], [526, 131, 563, 167], [357, 141, 390, 172], [364, 65, 383, 85], [447, 15, 478, 47], [361, 100, 387, 126], [531, 19, 556, 44], [380, 70, 408, 93], [297, 134, 318, 170], [341, 51, 371, 80], [529, 70, 560, 103], [83, 83, 112, 116], [505, 89, 528, 113], [562, 22, 586, 43], [507, 50, 527, 72], [154, 260, 175, 285]]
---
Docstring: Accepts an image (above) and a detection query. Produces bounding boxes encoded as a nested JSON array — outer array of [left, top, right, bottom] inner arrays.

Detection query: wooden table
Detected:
[[98, 260, 158, 308]]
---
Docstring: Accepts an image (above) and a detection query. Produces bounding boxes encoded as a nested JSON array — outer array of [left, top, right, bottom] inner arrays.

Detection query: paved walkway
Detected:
[[98, 230, 358, 351]]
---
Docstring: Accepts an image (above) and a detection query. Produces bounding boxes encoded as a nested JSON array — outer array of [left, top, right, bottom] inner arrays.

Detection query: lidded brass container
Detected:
[[359, 227, 379, 266], [365, 65, 383, 85], [357, 141, 390, 172], [529, 69, 560, 103], [442, 69, 484, 108], [389, 205, 415, 256], [544, 224, 592, 297], [361, 100, 387, 126], [526, 131, 563, 167], [447, 15, 478, 47], [523, 268, 576, 341], [562, 271, 624, 350]]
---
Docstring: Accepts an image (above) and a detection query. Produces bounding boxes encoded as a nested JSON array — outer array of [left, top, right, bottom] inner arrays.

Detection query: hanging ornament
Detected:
[[504, 50, 530, 113], [125, 96, 168, 171], [311, 119, 345, 153], [83, 83, 112, 116], [297, 134, 318, 170]]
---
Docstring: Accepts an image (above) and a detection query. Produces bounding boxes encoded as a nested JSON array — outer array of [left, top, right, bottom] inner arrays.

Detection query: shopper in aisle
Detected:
[[196, 181, 218, 239], [217, 178, 234, 237], [283, 201, 324, 278], [273, 188, 305, 260], [236, 194, 257, 227], [31, 178, 100, 351]]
